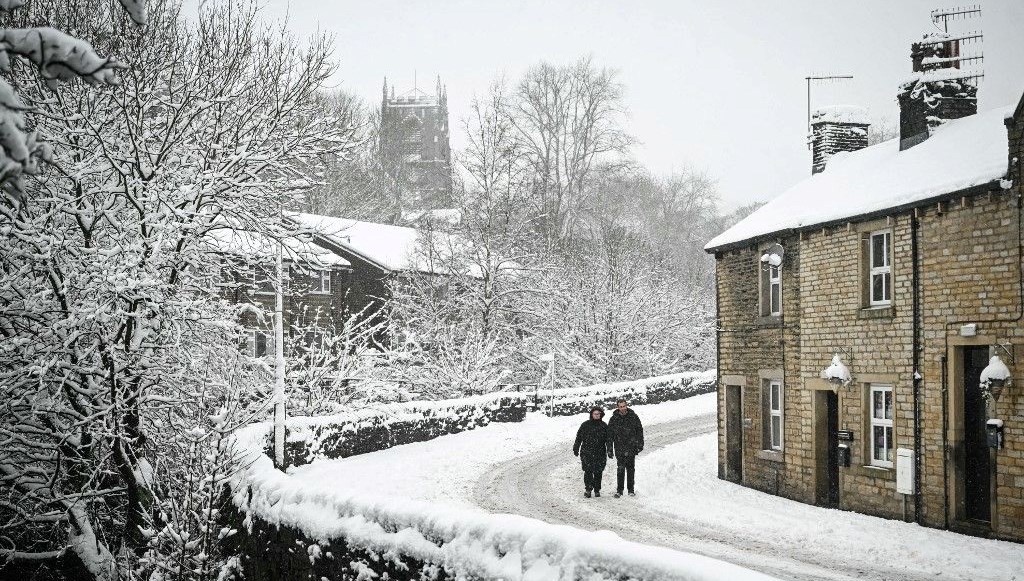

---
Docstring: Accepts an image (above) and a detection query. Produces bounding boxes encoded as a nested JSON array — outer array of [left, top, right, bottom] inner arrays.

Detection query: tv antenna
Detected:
[[931, 5, 981, 33], [919, 6, 983, 82], [805, 74, 854, 135]]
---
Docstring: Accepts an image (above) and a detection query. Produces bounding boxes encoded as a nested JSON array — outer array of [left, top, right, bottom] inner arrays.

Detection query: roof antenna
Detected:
[[931, 5, 981, 33], [804, 74, 854, 137]]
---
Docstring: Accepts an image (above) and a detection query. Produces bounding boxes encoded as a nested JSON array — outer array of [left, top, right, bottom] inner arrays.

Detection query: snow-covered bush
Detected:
[[236, 371, 714, 469]]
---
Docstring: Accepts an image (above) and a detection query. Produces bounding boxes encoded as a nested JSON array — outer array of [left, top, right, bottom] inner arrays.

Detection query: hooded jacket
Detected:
[[607, 407, 644, 457], [573, 407, 609, 470]]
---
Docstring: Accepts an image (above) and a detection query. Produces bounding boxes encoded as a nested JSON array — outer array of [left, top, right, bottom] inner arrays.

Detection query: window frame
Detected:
[[768, 380, 783, 451], [311, 269, 332, 295], [869, 383, 894, 468], [868, 230, 892, 306], [768, 264, 782, 316]]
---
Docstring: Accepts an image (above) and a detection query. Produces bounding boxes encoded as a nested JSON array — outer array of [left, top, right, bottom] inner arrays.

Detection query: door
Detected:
[[725, 385, 743, 482], [815, 390, 840, 507], [963, 346, 991, 522], [825, 391, 840, 508]]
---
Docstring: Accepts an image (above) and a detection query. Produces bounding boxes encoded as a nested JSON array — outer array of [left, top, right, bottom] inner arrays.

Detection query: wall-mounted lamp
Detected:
[[760, 243, 784, 267], [821, 353, 852, 387], [980, 355, 1012, 400]]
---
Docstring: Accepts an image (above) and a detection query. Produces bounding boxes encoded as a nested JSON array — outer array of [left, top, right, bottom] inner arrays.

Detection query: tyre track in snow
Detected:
[[471, 413, 940, 581]]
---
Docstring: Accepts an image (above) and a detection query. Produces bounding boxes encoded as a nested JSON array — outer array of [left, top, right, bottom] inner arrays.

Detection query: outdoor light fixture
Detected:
[[821, 354, 852, 386], [760, 243, 784, 267], [980, 355, 1012, 400]]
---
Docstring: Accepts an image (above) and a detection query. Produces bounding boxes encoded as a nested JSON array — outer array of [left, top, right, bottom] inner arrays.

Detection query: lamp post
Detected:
[[539, 352, 555, 417]]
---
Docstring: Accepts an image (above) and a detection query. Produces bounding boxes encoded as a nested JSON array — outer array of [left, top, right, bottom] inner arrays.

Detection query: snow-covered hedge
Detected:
[[269, 392, 528, 466], [539, 369, 717, 416], [245, 371, 715, 467], [221, 427, 777, 581]]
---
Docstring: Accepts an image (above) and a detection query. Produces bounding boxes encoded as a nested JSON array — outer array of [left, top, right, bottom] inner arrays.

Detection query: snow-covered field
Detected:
[[288, 393, 1024, 581]]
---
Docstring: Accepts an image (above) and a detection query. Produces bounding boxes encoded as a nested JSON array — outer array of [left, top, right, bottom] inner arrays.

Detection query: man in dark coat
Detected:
[[606, 398, 644, 497], [573, 406, 608, 498]]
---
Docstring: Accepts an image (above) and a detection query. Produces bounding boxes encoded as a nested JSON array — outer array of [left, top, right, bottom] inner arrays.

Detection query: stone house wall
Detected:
[[713, 100, 1024, 541]]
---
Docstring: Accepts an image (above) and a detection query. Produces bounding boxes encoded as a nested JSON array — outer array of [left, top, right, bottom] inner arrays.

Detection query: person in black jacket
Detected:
[[573, 406, 609, 498], [606, 398, 644, 497]]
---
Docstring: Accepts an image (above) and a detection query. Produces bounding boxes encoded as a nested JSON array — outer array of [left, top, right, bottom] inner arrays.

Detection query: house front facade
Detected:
[[706, 59, 1024, 539]]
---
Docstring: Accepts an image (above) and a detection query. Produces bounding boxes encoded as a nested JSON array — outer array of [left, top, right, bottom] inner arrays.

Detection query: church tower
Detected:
[[379, 76, 453, 220]]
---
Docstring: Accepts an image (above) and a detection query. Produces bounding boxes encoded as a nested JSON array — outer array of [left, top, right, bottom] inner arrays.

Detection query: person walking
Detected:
[[573, 406, 609, 498], [607, 398, 643, 497]]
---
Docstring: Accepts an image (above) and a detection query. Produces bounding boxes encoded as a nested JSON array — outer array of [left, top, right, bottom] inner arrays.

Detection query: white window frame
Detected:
[[253, 263, 275, 296], [870, 384, 894, 468], [869, 230, 891, 306], [249, 329, 274, 358], [769, 380, 783, 451], [312, 269, 331, 295], [768, 264, 782, 316]]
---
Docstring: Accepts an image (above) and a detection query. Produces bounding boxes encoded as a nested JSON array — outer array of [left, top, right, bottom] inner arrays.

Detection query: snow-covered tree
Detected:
[[0, 0, 350, 577]]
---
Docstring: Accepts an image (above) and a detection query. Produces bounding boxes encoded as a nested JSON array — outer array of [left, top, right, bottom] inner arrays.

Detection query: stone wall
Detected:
[[715, 238, 806, 501], [714, 100, 1024, 541]]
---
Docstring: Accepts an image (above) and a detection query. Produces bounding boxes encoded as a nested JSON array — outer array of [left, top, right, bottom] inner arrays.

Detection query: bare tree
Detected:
[[508, 57, 632, 245]]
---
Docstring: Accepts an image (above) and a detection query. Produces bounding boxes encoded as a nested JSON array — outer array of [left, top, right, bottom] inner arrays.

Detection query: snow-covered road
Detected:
[[289, 394, 1024, 581]]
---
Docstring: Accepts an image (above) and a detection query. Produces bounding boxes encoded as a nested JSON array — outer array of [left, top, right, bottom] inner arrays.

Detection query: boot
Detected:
[[594, 490, 601, 497], [584, 490, 592, 498]]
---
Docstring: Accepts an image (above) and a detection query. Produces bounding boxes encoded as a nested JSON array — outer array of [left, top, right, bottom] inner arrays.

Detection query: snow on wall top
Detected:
[[290, 212, 463, 274], [812, 105, 869, 125], [706, 104, 1013, 252]]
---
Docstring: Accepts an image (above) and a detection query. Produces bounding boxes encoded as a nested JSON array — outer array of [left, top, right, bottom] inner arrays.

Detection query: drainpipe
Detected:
[[911, 212, 923, 524]]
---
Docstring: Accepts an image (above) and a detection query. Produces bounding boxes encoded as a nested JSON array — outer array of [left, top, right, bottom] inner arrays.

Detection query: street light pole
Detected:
[[273, 204, 286, 469]]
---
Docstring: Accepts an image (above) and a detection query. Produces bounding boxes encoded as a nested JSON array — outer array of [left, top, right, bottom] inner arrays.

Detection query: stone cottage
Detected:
[[704, 50, 1024, 539]]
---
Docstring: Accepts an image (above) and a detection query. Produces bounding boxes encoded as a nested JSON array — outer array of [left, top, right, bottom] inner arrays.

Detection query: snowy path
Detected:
[[289, 394, 1024, 581], [471, 414, 909, 581]]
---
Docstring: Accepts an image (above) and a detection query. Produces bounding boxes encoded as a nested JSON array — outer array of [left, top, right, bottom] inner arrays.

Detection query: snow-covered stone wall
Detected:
[[239, 371, 716, 467], [220, 371, 730, 580]]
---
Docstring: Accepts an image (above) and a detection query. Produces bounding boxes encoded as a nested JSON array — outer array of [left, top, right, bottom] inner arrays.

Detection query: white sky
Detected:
[[260, 0, 1024, 209]]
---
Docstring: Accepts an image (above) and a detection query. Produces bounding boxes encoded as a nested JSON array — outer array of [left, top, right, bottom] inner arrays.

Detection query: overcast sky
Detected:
[[260, 0, 1024, 209]]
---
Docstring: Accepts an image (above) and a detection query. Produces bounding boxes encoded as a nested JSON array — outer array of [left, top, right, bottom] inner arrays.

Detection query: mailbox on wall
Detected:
[[987, 419, 1004, 449], [896, 448, 914, 495], [836, 444, 851, 467]]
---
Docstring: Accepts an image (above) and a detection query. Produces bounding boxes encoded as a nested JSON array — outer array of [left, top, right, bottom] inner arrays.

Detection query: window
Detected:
[[869, 230, 891, 306], [870, 384, 894, 467], [254, 264, 275, 295], [765, 380, 783, 451], [311, 269, 331, 294], [768, 264, 781, 316], [759, 250, 783, 318]]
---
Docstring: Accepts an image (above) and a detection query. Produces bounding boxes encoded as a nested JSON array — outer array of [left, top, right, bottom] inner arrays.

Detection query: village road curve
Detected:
[[471, 412, 941, 581]]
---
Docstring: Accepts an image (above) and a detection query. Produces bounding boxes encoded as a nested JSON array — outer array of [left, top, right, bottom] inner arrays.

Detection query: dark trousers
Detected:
[[616, 454, 636, 493], [583, 466, 604, 492]]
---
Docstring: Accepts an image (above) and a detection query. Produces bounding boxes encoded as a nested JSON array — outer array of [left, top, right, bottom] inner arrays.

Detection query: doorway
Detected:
[[815, 390, 840, 508], [963, 346, 991, 522], [725, 385, 743, 482]]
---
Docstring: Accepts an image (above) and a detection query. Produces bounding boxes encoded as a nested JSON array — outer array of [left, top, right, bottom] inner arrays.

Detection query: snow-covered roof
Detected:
[[290, 212, 464, 274], [202, 228, 351, 267], [705, 104, 1014, 252]]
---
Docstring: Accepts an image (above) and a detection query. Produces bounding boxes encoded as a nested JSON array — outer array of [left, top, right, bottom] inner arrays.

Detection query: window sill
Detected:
[[756, 315, 783, 328], [849, 464, 896, 480], [858, 305, 894, 320], [756, 449, 785, 463]]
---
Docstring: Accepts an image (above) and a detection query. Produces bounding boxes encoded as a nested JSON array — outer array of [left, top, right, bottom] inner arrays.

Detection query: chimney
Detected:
[[898, 34, 979, 150], [810, 106, 870, 174]]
